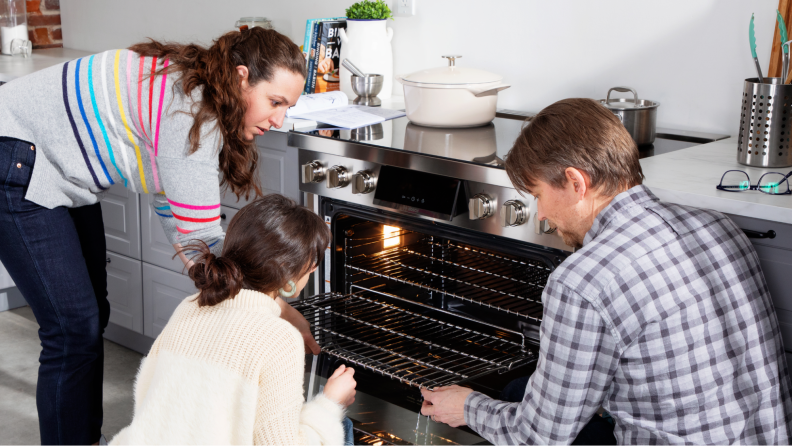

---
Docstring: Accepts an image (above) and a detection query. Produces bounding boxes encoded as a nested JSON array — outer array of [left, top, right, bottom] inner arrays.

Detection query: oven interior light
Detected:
[[383, 225, 401, 248]]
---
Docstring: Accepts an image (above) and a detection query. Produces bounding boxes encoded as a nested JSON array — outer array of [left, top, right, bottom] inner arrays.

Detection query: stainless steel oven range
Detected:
[[287, 115, 728, 445]]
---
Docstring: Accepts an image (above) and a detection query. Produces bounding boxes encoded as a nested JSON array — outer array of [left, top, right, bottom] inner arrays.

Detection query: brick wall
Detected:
[[26, 0, 62, 49]]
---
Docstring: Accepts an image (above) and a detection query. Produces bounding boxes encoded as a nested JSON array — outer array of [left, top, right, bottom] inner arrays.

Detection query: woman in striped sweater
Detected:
[[0, 27, 311, 444]]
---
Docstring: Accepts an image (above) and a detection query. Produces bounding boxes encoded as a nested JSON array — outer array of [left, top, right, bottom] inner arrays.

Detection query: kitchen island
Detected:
[[641, 139, 792, 225]]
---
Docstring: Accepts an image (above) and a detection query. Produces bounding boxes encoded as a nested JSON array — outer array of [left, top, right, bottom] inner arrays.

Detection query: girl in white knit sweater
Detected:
[[111, 195, 356, 445]]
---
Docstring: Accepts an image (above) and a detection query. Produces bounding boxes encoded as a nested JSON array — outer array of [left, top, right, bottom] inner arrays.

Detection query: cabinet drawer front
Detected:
[[106, 252, 143, 333], [726, 214, 792, 251], [100, 183, 141, 259], [220, 206, 239, 232], [141, 194, 187, 273], [221, 131, 301, 209], [143, 263, 197, 338]]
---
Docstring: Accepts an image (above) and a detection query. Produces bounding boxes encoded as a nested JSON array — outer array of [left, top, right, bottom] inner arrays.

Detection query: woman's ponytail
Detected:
[[187, 243, 244, 307]]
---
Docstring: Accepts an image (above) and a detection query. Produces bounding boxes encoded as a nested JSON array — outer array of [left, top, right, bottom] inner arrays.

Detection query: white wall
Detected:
[[63, 0, 778, 135]]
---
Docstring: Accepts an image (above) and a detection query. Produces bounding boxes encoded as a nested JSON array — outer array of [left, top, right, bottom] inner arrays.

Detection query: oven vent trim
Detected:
[[295, 292, 537, 390]]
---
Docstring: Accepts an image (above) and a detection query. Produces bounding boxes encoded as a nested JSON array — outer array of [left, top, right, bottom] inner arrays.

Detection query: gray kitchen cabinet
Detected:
[[221, 131, 302, 209], [220, 205, 239, 232], [140, 194, 186, 274], [143, 262, 197, 338], [105, 251, 143, 333], [100, 183, 141, 259], [726, 214, 792, 373]]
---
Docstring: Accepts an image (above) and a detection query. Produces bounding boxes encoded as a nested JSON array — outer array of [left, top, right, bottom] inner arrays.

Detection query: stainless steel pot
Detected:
[[599, 87, 659, 146]]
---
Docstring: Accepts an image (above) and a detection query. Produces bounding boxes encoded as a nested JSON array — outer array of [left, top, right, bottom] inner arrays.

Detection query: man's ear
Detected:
[[565, 167, 589, 200]]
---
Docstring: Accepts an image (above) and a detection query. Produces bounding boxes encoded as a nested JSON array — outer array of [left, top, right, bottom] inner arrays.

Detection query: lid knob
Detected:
[[442, 55, 463, 67]]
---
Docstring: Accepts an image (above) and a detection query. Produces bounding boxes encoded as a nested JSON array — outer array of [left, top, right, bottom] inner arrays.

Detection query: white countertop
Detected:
[[0, 48, 92, 83], [641, 139, 792, 225]]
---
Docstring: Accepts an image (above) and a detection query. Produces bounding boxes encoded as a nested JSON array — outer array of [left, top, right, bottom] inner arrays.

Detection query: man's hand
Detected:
[[276, 297, 321, 355], [420, 385, 473, 428]]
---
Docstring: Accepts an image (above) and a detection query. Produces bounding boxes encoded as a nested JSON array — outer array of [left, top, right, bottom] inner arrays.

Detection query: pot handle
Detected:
[[394, 75, 406, 85], [469, 84, 511, 97], [606, 86, 639, 105], [338, 28, 348, 44], [386, 27, 393, 43]]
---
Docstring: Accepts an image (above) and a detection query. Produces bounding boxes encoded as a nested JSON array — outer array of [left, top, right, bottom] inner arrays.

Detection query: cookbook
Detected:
[[308, 19, 346, 94], [302, 17, 345, 95]]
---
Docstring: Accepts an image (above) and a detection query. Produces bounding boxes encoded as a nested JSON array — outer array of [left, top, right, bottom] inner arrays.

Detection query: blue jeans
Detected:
[[0, 137, 109, 444], [342, 416, 353, 446]]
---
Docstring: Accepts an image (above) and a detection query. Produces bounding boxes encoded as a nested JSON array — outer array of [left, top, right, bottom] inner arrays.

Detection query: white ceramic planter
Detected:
[[339, 20, 393, 99]]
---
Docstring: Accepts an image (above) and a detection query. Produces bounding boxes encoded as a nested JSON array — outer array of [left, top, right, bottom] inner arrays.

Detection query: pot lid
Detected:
[[599, 87, 659, 110], [402, 55, 503, 85], [599, 98, 660, 110]]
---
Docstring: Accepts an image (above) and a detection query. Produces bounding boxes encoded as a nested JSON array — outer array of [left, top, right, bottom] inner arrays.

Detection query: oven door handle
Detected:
[[741, 228, 776, 239]]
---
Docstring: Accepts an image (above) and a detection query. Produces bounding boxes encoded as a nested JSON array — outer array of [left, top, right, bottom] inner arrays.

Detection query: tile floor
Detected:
[[0, 306, 142, 444]]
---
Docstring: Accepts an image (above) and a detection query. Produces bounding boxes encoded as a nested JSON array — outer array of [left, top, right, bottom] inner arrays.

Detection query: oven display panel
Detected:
[[373, 165, 463, 220]]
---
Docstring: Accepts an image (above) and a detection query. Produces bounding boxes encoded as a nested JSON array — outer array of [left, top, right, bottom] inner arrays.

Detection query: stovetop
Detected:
[[294, 112, 730, 169]]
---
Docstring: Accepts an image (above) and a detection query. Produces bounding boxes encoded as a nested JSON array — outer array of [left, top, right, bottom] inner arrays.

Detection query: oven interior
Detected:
[[296, 200, 567, 444]]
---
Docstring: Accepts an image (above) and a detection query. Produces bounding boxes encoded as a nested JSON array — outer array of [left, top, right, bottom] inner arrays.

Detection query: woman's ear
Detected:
[[236, 65, 250, 89]]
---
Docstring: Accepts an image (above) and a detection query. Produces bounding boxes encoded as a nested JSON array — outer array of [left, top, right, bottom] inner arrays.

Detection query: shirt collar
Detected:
[[582, 184, 658, 247], [215, 288, 282, 317]]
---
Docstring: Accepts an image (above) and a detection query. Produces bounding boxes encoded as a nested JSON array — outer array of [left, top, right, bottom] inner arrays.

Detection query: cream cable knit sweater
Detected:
[[110, 289, 345, 445]]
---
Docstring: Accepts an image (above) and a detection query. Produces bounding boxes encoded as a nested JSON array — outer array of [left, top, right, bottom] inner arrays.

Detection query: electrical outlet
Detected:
[[394, 0, 416, 16]]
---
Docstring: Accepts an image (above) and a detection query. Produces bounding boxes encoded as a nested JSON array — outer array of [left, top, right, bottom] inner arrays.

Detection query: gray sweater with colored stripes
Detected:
[[0, 50, 225, 255]]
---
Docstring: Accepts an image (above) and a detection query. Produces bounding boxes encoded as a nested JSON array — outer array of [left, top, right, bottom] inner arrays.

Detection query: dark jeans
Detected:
[[0, 137, 109, 444], [501, 376, 616, 445]]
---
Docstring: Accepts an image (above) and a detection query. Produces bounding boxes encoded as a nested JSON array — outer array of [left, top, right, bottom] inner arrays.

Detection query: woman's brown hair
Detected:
[[505, 98, 644, 197], [129, 28, 306, 200], [187, 194, 331, 307]]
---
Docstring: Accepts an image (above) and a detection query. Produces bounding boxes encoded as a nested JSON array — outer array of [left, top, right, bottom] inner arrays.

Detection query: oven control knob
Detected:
[[501, 200, 529, 227], [469, 194, 495, 220], [352, 170, 376, 194], [326, 165, 350, 188], [302, 161, 325, 184], [535, 217, 556, 235]]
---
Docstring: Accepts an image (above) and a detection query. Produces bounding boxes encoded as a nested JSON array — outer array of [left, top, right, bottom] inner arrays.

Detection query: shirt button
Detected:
[[16, 163, 22, 168], [30, 146, 34, 151]]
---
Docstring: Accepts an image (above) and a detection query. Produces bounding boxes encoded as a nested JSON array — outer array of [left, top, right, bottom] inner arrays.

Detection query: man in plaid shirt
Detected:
[[421, 98, 792, 444]]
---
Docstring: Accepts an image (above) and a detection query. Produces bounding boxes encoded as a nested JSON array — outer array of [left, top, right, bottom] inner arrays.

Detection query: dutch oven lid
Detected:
[[599, 86, 660, 110], [401, 55, 503, 85]]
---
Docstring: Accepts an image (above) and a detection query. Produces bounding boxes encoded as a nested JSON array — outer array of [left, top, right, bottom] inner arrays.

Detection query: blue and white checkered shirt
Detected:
[[464, 185, 792, 444]]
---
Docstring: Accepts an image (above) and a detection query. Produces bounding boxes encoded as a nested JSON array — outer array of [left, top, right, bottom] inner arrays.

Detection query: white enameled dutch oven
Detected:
[[396, 55, 510, 128]]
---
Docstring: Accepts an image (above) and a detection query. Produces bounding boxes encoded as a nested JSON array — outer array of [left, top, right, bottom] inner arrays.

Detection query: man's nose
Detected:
[[535, 201, 547, 221]]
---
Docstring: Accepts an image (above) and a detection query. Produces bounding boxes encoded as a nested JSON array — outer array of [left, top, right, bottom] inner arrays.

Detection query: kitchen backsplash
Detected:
[[60, 0, 779, 136]]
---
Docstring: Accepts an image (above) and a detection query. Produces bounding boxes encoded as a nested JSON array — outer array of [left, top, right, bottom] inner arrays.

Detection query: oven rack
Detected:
[[352, 427, 398, 446], [345, 239, 550, 321], [294, 292, 536, 390]]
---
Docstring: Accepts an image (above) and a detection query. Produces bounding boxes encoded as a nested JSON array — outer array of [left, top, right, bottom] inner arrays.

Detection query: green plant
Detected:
[[345, 0, 394, 20]]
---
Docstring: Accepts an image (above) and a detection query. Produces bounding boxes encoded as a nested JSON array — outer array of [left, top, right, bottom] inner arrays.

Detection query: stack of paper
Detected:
[[286, 91, 405, 129]]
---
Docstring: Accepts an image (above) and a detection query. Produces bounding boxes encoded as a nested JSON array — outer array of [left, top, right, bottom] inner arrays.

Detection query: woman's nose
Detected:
[[270, 109, 286, 129]]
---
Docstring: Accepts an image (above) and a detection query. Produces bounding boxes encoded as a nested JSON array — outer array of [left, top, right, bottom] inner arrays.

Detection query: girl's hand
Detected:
[[324, 365, 356, 407]]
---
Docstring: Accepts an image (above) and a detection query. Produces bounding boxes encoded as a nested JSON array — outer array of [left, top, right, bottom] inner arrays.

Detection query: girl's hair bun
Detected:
[[185, 194, 331, 307], [188, 246, 244, 307]]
